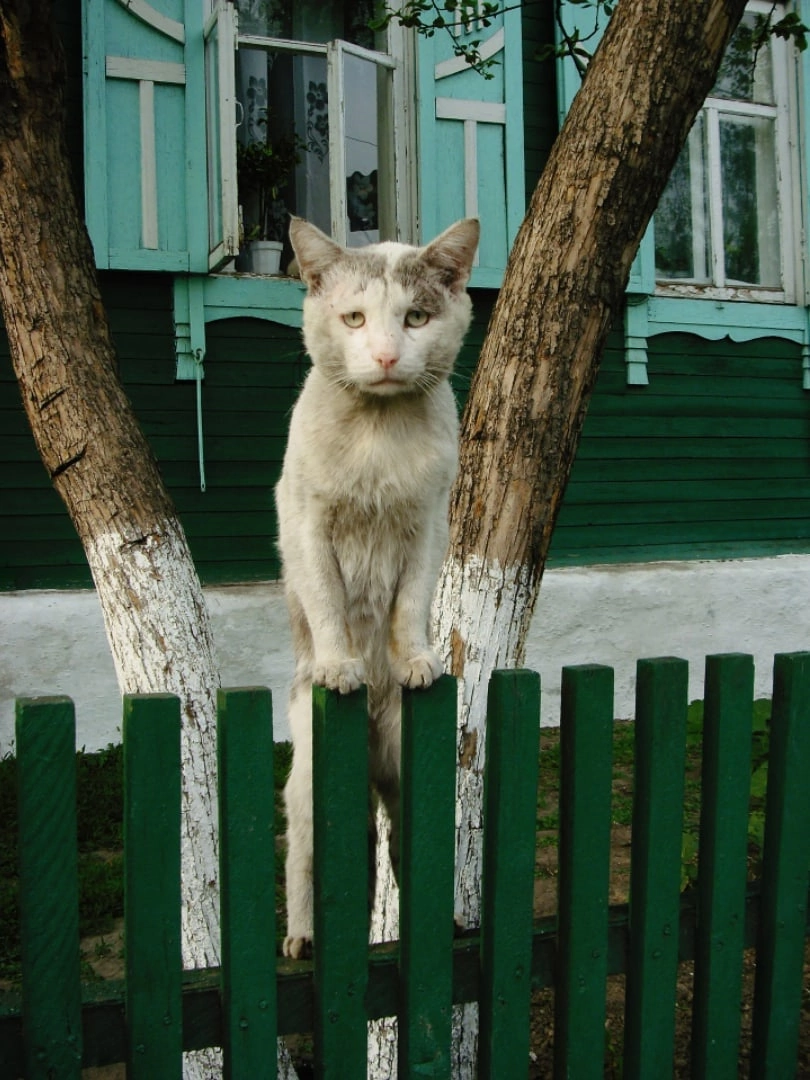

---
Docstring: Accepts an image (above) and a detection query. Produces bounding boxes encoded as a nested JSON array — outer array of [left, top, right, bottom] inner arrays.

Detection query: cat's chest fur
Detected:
[[286, 369, 458, 511]]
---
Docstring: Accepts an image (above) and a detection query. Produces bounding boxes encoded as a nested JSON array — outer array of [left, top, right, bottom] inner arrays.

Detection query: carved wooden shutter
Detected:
[[82, 0, 238, 272], [418, 6, 524, 287]]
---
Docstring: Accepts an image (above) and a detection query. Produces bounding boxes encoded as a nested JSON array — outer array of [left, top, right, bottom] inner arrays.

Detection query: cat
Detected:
[[277, 215, 480, 959], [347, 169, 378, 231]]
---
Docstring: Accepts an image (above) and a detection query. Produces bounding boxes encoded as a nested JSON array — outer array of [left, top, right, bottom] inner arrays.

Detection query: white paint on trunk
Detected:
[[367, 553, 536, 1077], [83, 523, 302, 1079], [85, 524, 221, 965], [84, 523, 225, 1078], [433, 553, 537, 1078], [433, 554, 535, 924]]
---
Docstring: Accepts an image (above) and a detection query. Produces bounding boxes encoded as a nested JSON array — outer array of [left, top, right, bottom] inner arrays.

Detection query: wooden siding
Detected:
[[3, 277, 810, 590], [550, 332, 810, 564], [0, 274, 307, 589]]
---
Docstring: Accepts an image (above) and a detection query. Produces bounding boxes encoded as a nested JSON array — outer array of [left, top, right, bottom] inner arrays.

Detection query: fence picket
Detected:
[[123, 694, 183, 1079], [554, 664, 615, 1079], [312, 685, 370, 1076], [478, 669, 541, 1080], [5, 655, 810, 1077], [16, 697, 83, 1079], [750, 651, 810, 1078], [398, 674, 458, 1078], [623, 656, 689, 1079], [691, 653, 754, 1079], [217, 687, 277, 1079]]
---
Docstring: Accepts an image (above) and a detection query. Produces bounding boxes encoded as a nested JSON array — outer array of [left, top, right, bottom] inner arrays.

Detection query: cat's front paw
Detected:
[[392, 648, 444, 689], [313, 657, 366, 695], [283, 934, 313, 960]]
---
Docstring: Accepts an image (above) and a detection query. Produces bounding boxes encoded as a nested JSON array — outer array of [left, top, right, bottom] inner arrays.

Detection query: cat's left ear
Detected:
[[289, 216, 344, 291], [422, 219, 480, 294]]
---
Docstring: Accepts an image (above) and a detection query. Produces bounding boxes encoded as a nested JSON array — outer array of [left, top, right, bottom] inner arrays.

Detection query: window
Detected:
[[654, 2, 797, 301], [233, 0, 406, 259], [82, 0, 519, 284]]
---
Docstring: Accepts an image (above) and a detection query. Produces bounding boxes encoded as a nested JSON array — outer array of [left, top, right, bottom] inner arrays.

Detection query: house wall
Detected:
[[5, 305, 810, 586], [552, 331, 810, 563]]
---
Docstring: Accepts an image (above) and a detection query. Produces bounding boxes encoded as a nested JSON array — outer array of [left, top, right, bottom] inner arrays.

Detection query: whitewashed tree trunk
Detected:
[[86, 528, 221, 962], [0, 7, 299, 1076], [369, 0, 748, 1074]]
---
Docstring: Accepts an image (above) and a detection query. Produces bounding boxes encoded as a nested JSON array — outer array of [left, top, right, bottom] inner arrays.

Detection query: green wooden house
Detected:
[[1, 0, 809, 742]]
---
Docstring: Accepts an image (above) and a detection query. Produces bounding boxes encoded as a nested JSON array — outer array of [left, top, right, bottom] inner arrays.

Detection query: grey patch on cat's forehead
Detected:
[[322, 250, 389, 293], [391, 252, 449, 312], [318, 245, 449, 312]]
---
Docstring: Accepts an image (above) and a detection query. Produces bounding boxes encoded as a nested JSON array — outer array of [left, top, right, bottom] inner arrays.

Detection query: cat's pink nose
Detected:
[[375, 354, 399, 371]]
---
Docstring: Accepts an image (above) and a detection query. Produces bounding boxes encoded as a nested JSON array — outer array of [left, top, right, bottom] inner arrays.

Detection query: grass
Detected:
[[0, 701, 772, 985], [535, 698, 772, 901]]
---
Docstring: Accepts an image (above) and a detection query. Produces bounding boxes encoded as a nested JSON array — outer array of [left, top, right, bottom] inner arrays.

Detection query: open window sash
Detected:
[[417, 4, 525, 286], [327, 40, 397, 247], [205, 3, 240, 270]]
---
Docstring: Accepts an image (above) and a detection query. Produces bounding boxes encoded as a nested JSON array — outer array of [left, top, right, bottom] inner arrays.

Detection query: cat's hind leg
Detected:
[[283, 676, 315, 959], [370, 688, 402, 887]]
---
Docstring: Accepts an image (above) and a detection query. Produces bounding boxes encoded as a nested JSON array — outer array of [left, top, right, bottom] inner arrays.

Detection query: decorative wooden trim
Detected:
[[105, 56, 186, 84], [139, 81, 158, 250], [115, 0, 185, 44], [625, 297, 650, 386], [435, 98, 506, 124], [621, 293, 810, 388], [434, 26, 504, 81]]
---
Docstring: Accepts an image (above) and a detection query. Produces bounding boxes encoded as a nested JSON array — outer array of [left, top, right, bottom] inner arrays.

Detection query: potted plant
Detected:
[[237, 127, 303, 274]]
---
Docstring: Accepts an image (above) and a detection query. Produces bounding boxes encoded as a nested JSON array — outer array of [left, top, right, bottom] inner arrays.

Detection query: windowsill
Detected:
[[203, 272, 307, 327], [644, 292, 807, 345], [654, 282, 788, 305]]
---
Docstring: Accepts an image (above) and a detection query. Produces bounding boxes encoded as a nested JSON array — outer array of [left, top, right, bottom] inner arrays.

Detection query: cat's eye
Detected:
[[405, 309, 429, 328], [342, 311, 365, 328]]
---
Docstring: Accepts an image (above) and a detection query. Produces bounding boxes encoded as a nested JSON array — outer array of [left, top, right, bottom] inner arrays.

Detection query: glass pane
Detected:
[[720, 114, 780, 286], [236, 0, 292, 38], [237, 0, 375, 46], [236, 48, 330, 244], [205, 22, 224, 250], [655, 117, 711, 282], [343, 52, 381, 247], [713, 11, 774, 105]]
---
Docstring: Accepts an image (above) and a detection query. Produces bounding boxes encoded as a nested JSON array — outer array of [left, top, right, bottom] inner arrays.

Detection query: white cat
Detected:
[[277, 216, 479, 958]]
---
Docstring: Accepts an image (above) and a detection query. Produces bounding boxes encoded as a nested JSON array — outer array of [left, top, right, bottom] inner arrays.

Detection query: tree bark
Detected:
[[0, 4, 223, 1069], [431, 0, 749, 1072]]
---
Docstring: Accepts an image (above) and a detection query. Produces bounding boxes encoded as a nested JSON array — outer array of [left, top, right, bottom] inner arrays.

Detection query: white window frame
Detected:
[[233, 23, 412, 249], [655, 0, 800, 304], [205, 2, 240, 269]]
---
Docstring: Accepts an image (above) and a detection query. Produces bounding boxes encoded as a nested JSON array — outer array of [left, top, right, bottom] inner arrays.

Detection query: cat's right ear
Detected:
[[422, 218, 480, 294], [289, 217, 343, 292]]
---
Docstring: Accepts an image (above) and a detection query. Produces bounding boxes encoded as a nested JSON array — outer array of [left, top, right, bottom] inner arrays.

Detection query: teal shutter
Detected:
[[555, 1, 654, 294], [82, 0, 237, 273], [418, 11, 524, 288]]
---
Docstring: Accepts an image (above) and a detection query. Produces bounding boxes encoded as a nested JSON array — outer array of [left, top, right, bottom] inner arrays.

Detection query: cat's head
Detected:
[[289, 218, 480, 398]]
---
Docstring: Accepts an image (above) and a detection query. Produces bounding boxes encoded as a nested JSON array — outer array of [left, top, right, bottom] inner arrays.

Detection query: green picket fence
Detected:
[[1, 654, 810, 1078]]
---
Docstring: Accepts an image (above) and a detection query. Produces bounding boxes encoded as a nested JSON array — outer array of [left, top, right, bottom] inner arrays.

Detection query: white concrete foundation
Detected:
[[1, 554, 808, 753]]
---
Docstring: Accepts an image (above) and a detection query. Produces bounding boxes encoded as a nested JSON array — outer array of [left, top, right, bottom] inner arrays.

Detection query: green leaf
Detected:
[[750, 760, 768, 800]]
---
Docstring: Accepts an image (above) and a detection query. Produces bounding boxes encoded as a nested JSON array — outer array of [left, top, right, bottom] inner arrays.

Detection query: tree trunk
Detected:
[[0, 4, 229, 1073], [432, 0, 749, 1072]]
